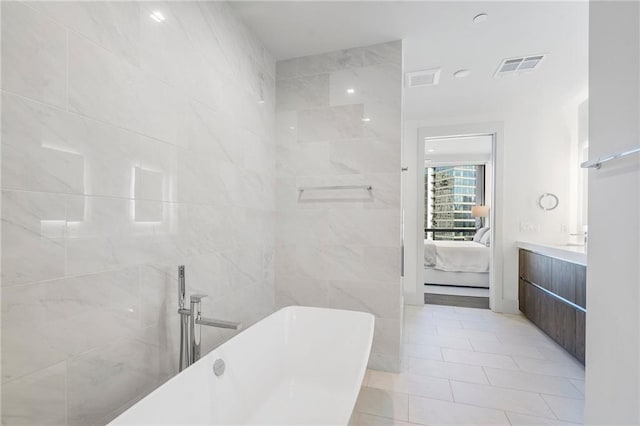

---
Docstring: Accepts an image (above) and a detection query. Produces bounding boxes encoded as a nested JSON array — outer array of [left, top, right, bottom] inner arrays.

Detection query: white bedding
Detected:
[[424, 239, 490, 273]]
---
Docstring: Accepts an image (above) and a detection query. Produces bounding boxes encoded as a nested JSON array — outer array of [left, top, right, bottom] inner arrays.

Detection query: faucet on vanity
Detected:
[[177, 265, 242, 372]]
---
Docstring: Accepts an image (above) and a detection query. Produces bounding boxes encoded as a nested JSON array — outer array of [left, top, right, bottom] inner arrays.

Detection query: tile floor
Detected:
[[351, 304, 585, 426]]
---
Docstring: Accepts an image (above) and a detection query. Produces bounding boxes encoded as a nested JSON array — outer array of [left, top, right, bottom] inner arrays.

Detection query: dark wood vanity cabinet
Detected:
[[518, 249, 586, 364]]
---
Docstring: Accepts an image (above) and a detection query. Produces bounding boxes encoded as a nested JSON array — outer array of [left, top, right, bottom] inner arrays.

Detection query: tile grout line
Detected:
[[539, 392, 562, 421]]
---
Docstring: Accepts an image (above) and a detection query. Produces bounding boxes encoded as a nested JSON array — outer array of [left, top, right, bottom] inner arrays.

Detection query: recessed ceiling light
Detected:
[[427, 149, 435, 153], [473, 13, 488, 24], [150, 11, 166, 23], [289, 126, 295, 130], [454, 69, 471, 78], [257, 99, 265, 104], [346, 88, 355, 94], [361, 117, 371, 122]]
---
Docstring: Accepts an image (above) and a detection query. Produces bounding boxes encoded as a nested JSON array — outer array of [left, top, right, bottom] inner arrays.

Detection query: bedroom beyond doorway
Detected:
[[421, 134, 494, 308]]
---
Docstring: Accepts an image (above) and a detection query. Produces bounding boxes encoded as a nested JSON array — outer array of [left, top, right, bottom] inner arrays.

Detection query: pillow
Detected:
[[480, 229, 491, 247], [473, 227, 489, 243]]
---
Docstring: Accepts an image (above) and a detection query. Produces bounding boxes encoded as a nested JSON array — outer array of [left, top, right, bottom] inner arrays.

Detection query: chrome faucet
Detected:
[[177, 266, 242, 372], [178, 266, 191, 371]]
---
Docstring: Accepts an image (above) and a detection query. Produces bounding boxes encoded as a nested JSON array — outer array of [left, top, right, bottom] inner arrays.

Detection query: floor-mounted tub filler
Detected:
[[109, 306, 375, 425]]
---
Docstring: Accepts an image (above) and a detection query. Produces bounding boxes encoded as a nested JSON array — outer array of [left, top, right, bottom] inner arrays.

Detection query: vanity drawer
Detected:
[[519, 248, 586, 364], [519, 249, 586, 308]]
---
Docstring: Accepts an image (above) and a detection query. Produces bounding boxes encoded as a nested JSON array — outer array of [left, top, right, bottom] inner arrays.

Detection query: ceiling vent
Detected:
[[494, 54, 545, 77], [405, 68, 441, 88]]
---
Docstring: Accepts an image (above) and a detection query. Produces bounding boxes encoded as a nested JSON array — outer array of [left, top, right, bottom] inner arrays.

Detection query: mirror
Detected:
[[538, 193, 559, 211]]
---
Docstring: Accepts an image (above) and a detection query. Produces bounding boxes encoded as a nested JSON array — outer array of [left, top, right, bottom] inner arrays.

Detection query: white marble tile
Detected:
[[1, 190, 66, 287], [66, 336, 162, 426], [512, 356, 585, 380], [402, 343, 443, 361], [368, 353, 402, 373], [275, 275, 329, 308], [361, 246, 401, 282], [276, 210, 332, 245], [355, 387, 409, 421], [27, 1, 141, 66], [2, 268, 139, 381], [298, 48, 365, 76], [437, 326, 500, 342], [2, 91, 180, 200], [363, 173, 401, 210], [138, 2, 200, 88], [298, 104, 365, 143], [483, 367, 584, 398], [541, 395, 585, 424], [569, 379, 585, 396], [1, 2, 67, 108], [2, 0, 277, 424], [1, 362, 66, 426], [276, 58, 299, 80], [330, 140, 400, 175], [506, 412, 583, 426], [469, 338, 547, 359], [450, 381, 555, 418], [320, 245, 366, 282], [409, 395, 510, 426], [68, 32, 189, 146], [275, 111, 298, 147], [361, 41, 402, 66], [330, 63, 402, 108], [276, 141, 331, 178], [407, 332, 472, 350], [328, 209, 399, 247], [329, 281, 400, 319], [362, 102, 402, 143], [276, 74, 330, 111], [354, 413, 414, 426], [408, 358, 489, 384], [441, 348, 519, 370], [1, 93, 85, 194], [373, 319, 403, 358], [139, 264, 176, 327], [275, 244, 328, 281], [368, 370, 453, 402]]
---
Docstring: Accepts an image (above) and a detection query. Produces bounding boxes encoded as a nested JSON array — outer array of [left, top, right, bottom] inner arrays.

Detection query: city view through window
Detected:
[[425, 165, 485, 240]]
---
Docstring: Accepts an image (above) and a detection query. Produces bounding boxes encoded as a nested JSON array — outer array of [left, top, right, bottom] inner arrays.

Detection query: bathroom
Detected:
[[1, 1, 638, 425]]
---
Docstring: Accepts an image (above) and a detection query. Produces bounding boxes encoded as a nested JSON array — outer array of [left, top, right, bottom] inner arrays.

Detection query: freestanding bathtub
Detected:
[[109, 306, 375, 425]]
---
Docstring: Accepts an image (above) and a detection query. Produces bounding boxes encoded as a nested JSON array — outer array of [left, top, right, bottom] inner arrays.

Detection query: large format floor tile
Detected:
[[350, 304, 585, 425]]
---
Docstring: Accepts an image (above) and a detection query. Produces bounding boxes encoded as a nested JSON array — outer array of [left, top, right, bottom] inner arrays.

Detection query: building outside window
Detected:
[[425, 165, 485, 240]]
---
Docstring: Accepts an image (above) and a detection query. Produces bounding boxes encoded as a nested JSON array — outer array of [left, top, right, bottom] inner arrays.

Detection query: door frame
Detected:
[[412, 122, 506, 312]]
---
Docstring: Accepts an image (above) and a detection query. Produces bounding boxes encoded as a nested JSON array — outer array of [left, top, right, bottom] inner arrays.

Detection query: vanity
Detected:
[[517, 242, 586, 364]]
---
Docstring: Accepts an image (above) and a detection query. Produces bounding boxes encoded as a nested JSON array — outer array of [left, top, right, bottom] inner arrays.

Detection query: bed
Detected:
[[423, 239, 490, 288]]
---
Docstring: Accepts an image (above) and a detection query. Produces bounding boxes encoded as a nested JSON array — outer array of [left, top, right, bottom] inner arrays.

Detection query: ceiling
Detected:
[[231, 1, 589, 120]]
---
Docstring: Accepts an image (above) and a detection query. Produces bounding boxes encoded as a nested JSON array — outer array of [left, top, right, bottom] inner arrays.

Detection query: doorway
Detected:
[[411, 123, 504, 311]]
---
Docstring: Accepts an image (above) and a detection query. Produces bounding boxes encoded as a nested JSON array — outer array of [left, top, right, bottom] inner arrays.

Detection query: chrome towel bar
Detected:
[[298, 185, 372, 193], [581, 146, 640, 169]]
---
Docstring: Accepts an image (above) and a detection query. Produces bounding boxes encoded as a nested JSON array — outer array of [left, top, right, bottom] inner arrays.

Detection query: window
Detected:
[[425, 165, 486, 240]]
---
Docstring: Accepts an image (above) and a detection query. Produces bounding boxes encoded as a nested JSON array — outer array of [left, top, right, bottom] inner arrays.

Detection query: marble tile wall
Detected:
[[1, 2, 276, 425], [274, 41, 404, 372]]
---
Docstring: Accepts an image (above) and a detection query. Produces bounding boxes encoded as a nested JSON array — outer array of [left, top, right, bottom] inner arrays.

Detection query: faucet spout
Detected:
[[176, 266, 243, 369], [196, 317, 243, 330]]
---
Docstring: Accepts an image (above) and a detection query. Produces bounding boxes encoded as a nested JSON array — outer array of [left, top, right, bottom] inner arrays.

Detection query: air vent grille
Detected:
[[405, 68, 441, 88], [495, 55, 545, 77]]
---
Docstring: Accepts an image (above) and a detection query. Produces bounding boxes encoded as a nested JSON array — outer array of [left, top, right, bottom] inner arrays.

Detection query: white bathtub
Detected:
[[109, 306, 374, 425]]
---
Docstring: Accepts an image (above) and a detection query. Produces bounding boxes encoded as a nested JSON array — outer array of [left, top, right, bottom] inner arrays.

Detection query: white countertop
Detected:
[[517, 241, 587, 266]]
